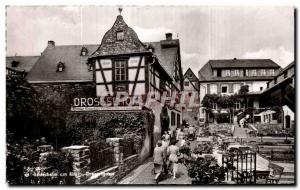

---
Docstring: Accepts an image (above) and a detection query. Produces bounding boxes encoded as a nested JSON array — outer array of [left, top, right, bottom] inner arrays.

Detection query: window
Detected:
[[11, 61, 19, 67], [88, 63, 93, 71], [210, 84, 217, 94], [56, 62, 65, 72], [260, 69, 266, 76], [115, 60, 127, 81], [116, 31, 124, 41], [274, 77, 277, 84], [269, 69, 275, 76], [80, 47, 88, 56], [177, 114, 181, 128], [260, 87, 263, 91], [217, 69, 221, 77], [284, 71, 288, 78], [221, 85, 228, 94], [213, 70, 218, 77], [171, 112, 176, 126], [234, 102, 241, 109], [184, 81, 189, 86], [222, 69, 231, 77], [212, 103, 217, 110]]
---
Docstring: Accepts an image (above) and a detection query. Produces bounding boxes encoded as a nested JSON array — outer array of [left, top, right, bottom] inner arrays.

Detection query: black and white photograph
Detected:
[[5, 5, 295, 185]]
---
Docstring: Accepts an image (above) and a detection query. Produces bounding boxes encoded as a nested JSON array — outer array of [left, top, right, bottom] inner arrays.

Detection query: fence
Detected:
[[222, 151, 257, 184], [120, 138, 136, 159], [89, 142, 114, 172]]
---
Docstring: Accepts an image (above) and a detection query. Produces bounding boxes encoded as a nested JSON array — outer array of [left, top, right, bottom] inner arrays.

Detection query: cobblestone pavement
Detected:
[[118, 159, 192, 184], [119, 140, 198, 185]]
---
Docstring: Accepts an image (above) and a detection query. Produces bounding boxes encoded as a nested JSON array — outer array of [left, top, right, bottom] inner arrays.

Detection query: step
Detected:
[[279, 180, 295, 184], [282, 172, 295, 176]]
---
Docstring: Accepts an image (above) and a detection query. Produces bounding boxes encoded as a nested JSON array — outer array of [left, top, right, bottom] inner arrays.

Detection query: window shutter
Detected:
[[229, 83, 233, 93], [207, 84, 210, 94], [217, 83, 221, 94]]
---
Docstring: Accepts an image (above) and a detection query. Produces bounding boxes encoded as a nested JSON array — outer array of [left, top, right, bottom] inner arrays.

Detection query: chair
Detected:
[[266, 163, 284, 184]]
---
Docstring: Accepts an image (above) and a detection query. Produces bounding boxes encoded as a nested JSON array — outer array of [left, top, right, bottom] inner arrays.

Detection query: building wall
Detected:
[[283, 105, 294, 129], [95, 55, 146, 96]]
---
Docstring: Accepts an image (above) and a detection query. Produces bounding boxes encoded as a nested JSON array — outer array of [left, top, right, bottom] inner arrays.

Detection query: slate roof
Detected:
[[144, 40, 179, 79], [209, 59, 280, 69], [198, 58, 281, 82], [90, 15, 148, 57], [6, 56, 39, 73], [26, 15, 181, 84], [26, 45, 98, 83], [184, 68, 199, 91]]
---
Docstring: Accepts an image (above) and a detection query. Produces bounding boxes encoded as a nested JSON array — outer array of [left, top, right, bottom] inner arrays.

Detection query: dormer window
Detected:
[[80, 47, 88, 56], [56, 62, 65, 72], [116, 31, 124, 41], [11, 60, 19, 67], [88, 63, 93, 71]]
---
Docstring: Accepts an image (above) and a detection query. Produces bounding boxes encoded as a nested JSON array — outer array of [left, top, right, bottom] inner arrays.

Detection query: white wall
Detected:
[[283, 105, 294, 128]]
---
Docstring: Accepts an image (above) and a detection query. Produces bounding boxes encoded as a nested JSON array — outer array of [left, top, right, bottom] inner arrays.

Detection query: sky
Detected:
[[6, 6, 294, 74]]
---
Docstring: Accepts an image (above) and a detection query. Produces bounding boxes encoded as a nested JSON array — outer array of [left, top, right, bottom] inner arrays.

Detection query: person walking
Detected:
[[188, 125, 196, 141], [153, 140, 166, 183], [167, 140, 180, 179]]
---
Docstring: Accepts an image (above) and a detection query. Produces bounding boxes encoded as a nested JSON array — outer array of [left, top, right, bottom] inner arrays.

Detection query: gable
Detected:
[[91, 15, 148, 57]]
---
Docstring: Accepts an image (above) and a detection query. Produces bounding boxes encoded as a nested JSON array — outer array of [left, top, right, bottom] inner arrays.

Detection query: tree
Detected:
[[239, 85, 249, 110]]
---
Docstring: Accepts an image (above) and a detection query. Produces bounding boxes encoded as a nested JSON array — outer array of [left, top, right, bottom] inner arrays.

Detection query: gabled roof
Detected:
[[276, 61, 294, 76], [144, 40, 179, 79], [184, 68, 199, 82], [26, 45, 98, 83], [6, 56, 39, 73], [209, 59, 280, 69], [198, 58, 281, 82], [90, 15, 148, 57]]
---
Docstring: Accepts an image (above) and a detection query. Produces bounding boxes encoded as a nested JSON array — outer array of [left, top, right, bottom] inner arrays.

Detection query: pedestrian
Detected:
[[176, 128, 184, 146], [153, 140, 166, 183], [162, 131, 170, 145], [188, 125, 196, 141], [167, 140, 180, 179], [183, 126, 189, 139]]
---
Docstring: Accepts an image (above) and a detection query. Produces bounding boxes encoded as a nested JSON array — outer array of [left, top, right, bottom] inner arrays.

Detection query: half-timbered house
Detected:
[[26, 13, 183, 149], [182, 68, 200, 125]]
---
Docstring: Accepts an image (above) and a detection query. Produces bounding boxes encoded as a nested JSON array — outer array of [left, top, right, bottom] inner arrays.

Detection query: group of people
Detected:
[[152, 123, 197, 183]]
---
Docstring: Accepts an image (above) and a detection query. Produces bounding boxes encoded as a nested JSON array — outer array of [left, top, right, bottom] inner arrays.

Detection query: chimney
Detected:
[[165, 33, 172, 40], [47, 40, 55, 48]]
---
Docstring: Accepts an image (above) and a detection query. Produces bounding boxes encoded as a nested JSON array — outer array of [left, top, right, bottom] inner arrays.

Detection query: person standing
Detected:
[[188, 125, 196, 140], [160, 105, 170, 137], [167, 140, 180, 179], [153, 140, 166, 183]]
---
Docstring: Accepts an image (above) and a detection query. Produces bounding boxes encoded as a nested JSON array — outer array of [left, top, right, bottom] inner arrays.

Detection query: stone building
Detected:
[[198, 58, 281, 123], [26, 13, 183, 157]]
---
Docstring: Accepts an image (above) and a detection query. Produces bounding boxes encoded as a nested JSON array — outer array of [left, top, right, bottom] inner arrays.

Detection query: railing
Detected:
[[222, 152, 257, 184], [90, 146, 114, 172], [120, 139, 136, 159]]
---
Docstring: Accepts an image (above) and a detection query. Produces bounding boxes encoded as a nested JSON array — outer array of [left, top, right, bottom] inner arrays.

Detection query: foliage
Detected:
[[6, 76, 42, 140], [6, 132, 73, 185], [185, 157, 227, 184]]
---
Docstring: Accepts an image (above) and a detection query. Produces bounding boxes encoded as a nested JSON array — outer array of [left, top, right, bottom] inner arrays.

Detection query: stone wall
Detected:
[[81, 138, 141, 185], [61, 145, 91, 184]]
